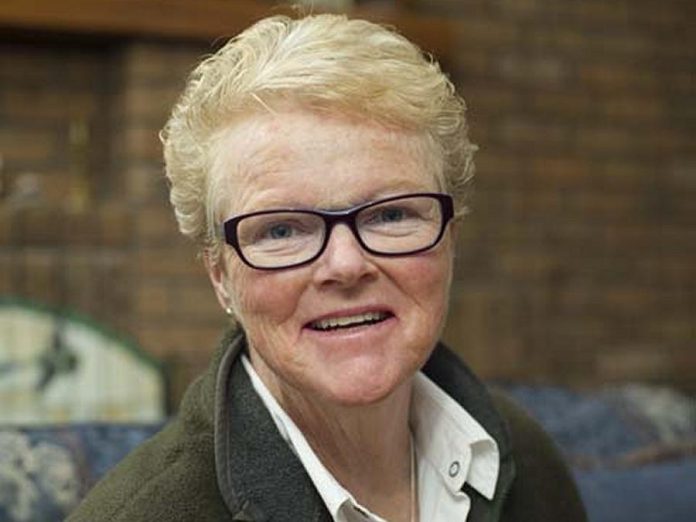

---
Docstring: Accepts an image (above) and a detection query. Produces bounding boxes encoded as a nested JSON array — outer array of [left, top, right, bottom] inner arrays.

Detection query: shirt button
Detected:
[[449, 460, 461, 477]]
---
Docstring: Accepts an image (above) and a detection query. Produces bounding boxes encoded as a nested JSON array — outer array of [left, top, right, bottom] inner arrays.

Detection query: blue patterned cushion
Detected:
[[0, 423, 163, 522], [503, 384, 696, 522], [3, 385, 695, 521]]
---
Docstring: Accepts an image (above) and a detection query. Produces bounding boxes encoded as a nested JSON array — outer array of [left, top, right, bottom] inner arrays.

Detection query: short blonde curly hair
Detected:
[[161, 13, 476, 258]]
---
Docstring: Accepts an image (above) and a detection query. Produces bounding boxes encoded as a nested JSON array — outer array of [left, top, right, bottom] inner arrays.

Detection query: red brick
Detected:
[[118, 83, 181, 123], [647, 317, 695, 340], [0, 207, 13, 245], [99, 204, 133, 248], [498, 52, 569, 86], [498, 118, 572, 150], [121, 125, 163, 163], [526, 26, 587, 54], [475, 154, 523, 186], [465, 84, 518, 114], [34, 171, 73, 204], [22, 249, 61, 305], [0, 253, 19, 295], [566, 1, 631, 26], [134, 281, 170, 318], [455, 17, 518, 47], [1, 87, 99, 121], [596, 347, 674, 383], [530, 156, 592, 184], [451, 52, 493, 78], [171, 283, 223, 322], [601, 95, 664, 123], [575, 125, 633, 155], [120, 164, 166, 202], [595, 160, 654, 190], [577, 63, 658, 92], [15, 207, 65, 246], [133, 206, 179, 245], [135, 323, 223, 361], [0, 128, 57, 166], [496, 250, 559, 280], [0, 45, 59, 83], [133, 246, 203, 278], [63, 254, 100, 313], [444, 287, 528, 378], [62, 210, 101, 246], [530, 91, 595, 117], [120, 43, 203, 84], [495, 0, 544, 17]]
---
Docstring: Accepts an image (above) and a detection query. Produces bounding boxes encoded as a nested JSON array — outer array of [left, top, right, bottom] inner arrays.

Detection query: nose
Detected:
[[312, 223, 376, 287]]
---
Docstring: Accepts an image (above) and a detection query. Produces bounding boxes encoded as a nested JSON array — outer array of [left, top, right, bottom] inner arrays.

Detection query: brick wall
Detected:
[[1, 0, 694, 403], [0, 39, 226, 402], [0, 41, 131, 333], [429, 0, 696, 390]]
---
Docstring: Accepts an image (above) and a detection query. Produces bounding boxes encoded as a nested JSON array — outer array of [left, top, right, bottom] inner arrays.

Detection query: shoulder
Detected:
[[489, 389, 587, 522], [67, 417, 227, 522], [68, 331, 243, 521], [67, 364, 227, 522]]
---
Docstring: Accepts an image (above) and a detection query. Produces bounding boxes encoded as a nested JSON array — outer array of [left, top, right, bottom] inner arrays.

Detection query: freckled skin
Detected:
[[208, 108, 454, 408]]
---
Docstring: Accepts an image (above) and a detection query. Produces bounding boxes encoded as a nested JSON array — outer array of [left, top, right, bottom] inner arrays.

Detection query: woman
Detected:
[[69, 13, 585, 522]]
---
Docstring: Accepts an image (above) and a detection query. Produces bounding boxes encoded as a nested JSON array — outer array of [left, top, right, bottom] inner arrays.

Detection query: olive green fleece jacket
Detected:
[[68, 330, 586, 521]]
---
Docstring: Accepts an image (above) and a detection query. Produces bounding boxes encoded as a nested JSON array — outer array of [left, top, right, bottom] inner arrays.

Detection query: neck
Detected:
[[250, 351, 416, 522]]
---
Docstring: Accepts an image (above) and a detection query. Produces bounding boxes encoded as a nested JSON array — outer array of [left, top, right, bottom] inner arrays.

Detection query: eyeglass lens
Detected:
[[235, 195, 445, 269]]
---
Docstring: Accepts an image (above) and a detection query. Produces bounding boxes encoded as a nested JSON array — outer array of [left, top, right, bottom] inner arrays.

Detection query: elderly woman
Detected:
[[69, 13, 585, 522]]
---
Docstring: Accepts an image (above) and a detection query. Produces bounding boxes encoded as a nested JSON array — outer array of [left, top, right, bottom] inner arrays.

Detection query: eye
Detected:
[[379, 207, 405, 223], [266, 223, 294, 239], [363, 205, 410, 226], [266, 224, 292, 239]]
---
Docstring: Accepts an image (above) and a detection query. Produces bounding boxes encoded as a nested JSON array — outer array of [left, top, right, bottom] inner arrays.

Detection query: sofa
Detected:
[[1, 383, 694, 521]]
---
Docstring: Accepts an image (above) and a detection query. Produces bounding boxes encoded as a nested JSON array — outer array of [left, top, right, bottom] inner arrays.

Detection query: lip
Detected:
[[303, 305, 395, 330]]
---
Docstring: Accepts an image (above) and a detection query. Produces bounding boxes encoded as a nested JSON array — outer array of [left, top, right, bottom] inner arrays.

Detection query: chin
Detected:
[[313, 368, 411, 408]]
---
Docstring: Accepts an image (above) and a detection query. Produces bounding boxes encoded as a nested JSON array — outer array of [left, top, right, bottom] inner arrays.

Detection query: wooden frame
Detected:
[[0, 0, 454, 58]]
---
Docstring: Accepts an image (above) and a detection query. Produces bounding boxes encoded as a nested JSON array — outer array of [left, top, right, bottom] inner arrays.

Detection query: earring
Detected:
[[224, 307, 233, 316]]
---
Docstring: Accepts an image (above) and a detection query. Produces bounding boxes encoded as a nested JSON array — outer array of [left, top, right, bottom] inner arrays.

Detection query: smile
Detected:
[[308, 311, 392, 331]]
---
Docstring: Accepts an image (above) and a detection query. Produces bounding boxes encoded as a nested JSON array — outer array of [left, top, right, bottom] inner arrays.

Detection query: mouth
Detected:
[[306, 311, 393, 332]]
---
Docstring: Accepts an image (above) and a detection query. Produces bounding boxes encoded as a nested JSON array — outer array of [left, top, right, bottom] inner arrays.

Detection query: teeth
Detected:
[[311, 311, 388, 331]]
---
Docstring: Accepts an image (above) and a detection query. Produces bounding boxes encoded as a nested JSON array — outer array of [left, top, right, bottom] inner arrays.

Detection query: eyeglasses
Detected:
[[222, 192, 454, 270]]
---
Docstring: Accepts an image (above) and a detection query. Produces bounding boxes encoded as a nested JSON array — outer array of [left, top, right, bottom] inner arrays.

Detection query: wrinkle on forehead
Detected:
[[210, 108, 443, 218]]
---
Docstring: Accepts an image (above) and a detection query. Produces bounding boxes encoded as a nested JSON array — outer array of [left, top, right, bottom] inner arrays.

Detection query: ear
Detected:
[[203, 249, 231, 312]]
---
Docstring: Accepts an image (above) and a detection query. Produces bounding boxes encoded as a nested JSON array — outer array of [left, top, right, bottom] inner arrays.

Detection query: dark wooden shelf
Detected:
[[0, 0, 454, 57]]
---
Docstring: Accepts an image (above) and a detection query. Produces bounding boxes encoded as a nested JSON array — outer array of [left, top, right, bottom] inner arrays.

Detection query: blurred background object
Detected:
[[0, 298, 165, 424]]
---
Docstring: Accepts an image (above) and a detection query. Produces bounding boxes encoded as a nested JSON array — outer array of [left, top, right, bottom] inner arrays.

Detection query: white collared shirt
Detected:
[[242, 355, 499, 521]]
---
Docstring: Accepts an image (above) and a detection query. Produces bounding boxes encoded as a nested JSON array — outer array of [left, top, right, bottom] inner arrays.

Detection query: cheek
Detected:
[[397, 247, 454, 340], [408, 247, 453, 304], [228, 264, 306, 329]]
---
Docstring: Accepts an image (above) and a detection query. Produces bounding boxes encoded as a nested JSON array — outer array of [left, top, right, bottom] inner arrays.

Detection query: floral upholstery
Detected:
[[0, 423, 162, 522], [503, 384, 696, 521], [1, 385, 694, 521]]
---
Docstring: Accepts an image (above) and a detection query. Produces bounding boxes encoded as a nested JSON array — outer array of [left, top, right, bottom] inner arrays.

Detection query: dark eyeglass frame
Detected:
[[222, 192, 454, 270]]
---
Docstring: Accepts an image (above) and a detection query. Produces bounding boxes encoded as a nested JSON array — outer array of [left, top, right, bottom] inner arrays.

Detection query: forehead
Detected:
[[212, 109, 442, 216]]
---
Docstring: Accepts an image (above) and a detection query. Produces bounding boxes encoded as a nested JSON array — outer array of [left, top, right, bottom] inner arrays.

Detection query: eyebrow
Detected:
[[232, 179, 435, 218], [318, 185, 436, 211]]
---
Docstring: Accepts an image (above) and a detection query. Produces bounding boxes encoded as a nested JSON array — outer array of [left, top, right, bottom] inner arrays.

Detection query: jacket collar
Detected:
[[211, 331, 515, 521]]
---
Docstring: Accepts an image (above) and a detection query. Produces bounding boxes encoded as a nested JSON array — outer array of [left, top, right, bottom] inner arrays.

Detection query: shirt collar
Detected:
[[242, 354, 499, 518], [411, 371, 500, 500]]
